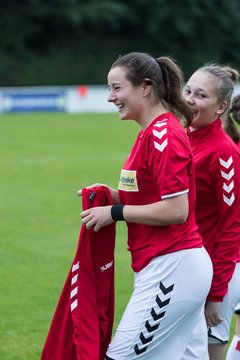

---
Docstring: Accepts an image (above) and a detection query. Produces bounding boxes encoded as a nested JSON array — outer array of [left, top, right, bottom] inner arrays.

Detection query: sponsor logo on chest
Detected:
[[118, 169, 139, 192]]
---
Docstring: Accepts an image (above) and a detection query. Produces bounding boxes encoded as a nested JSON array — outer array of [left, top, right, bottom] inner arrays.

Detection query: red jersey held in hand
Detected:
[[41, 187, 116, 360]]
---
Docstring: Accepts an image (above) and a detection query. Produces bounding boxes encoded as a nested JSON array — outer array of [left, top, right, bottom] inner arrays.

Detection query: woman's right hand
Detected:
[[205, 300, 223, 327], [76, 183, 120, 204]]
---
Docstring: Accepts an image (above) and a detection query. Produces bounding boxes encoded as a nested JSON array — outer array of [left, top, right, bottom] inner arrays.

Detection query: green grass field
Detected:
[[0, 112, 235, 359], [0, 112, 138, 359]]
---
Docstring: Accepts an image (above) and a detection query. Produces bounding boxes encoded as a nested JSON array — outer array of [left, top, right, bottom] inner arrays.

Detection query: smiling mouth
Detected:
[[116, 103, 125, 111], [191, 111, 198, 117]]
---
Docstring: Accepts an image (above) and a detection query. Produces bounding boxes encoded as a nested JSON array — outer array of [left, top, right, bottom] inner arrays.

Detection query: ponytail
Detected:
[[157, 57, 193, 126]]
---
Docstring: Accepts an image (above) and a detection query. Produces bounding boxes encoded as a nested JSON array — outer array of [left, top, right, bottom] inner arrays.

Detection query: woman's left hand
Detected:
[[81, 205, 114, 232]]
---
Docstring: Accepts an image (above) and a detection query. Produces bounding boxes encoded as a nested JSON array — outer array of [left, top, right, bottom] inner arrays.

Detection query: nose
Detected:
[[184, 93, 195, 105], [107, 90, 116, 103]]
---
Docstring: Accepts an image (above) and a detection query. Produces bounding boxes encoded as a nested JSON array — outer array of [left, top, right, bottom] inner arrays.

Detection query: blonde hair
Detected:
[[199, 63, 239, 112]]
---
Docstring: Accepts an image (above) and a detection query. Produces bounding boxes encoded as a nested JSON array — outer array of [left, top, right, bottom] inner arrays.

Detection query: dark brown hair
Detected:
[[111, 52, 193, 126]]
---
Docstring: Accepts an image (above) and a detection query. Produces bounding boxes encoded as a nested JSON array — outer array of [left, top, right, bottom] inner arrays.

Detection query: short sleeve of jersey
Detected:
[[148, 119, 192, 199]]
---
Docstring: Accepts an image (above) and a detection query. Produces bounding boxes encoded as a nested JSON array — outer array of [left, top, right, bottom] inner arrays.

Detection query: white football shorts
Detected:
[[106, 247, 213, 360]]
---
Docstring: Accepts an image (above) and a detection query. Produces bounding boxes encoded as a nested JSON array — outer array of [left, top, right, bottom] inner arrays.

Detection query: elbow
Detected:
[[175, 200, 189, 224], [175, 215, 188, 224], [174, 209, 189, 224]]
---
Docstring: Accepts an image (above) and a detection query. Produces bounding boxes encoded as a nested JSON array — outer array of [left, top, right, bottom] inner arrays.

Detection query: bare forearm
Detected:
[[108, 187, 121, 205], [123, 195, 188, 226]]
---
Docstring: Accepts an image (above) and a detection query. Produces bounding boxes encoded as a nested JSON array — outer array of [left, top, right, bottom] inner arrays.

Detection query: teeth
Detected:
[[117, 104, 124, 110]]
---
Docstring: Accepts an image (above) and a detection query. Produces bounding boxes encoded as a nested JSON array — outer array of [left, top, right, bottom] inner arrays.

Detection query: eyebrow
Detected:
[[185, 85, 207, 92], [110, 82, 122, 86]]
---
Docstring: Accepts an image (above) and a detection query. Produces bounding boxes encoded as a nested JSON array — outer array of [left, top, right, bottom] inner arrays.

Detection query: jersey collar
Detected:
[[188, 118, 222, 142]]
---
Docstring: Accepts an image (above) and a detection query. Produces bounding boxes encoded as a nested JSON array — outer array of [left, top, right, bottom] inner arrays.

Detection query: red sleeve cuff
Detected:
[[207, 294, 224, 302]]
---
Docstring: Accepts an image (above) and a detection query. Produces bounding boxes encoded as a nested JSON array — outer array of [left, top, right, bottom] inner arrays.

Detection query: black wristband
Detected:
[[111, 205, 125, 221]]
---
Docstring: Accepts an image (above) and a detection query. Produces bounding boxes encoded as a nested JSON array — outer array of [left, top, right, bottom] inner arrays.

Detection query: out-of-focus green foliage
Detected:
[[0, 0, 240, 85]]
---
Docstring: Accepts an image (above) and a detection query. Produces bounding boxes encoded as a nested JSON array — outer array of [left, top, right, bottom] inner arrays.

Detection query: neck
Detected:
[[138, 103, 169, 129], [190, 117, 219, 131]]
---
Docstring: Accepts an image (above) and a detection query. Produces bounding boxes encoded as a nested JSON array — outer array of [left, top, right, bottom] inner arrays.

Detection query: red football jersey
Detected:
[[189, 118, 240, 301], [118, 112, 202, 273], [41, 187, 116, 360]]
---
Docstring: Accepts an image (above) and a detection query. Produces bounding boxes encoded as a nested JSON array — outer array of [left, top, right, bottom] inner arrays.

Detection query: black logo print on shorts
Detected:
[[134, 281, 174, 355]]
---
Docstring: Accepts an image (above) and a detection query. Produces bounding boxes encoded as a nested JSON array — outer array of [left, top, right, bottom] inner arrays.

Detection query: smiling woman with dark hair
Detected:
[[77, 52, 213, 359]]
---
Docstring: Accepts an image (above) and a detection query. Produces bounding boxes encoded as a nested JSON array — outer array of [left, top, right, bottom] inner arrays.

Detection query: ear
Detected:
[[142, 78, 152, 96], [216, 101, 227, 116]]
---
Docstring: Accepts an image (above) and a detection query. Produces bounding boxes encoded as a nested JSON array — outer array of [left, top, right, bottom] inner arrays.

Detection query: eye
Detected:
[[183, 88, 191, 95], [109, 84, 121, 92], [113, 86, 121, 91], [198, 93, 206, 98]]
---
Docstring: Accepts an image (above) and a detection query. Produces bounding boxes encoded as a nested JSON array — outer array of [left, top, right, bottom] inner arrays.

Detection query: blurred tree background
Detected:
[[1, 0, 240, 86]]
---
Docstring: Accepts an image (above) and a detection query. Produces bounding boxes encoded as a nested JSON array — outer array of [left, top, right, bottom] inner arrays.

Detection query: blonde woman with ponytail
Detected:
[[184, 64, 240, 360]]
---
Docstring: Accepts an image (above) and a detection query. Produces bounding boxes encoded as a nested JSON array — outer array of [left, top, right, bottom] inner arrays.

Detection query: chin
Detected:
[[191, 117, 201, 128], [119, 113, 130, 121]]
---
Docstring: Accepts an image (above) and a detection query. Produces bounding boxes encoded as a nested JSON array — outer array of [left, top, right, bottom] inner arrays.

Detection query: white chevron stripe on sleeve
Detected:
[[72, 261, 80, 272], [154, 122, 167, 128], [154, 139, 168, 152], [223, 193, 235, 206], [223, 181, 234, 193], [70, 286, 78, 299], [219, 156, 233, 169], [71, 299, 78, 312], [221, 168, 234, 181], [153, 128, 167, 139], [71, 274, 78, 285]]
